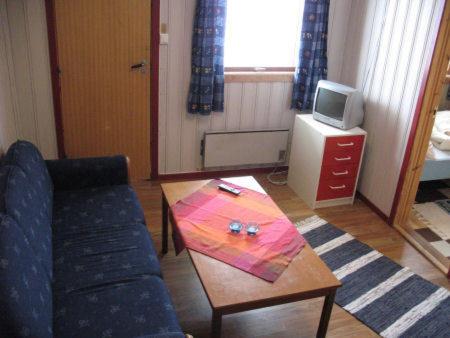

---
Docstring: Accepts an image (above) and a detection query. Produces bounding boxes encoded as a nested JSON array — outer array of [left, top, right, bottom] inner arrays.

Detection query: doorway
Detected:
[[402, 74, 450, 276], [392, 1, 450, 276], [47, 0, 155, 180]]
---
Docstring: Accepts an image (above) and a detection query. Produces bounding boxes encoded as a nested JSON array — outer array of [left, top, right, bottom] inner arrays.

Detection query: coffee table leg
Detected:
[[316, 290, 336, 338], [161, 193, 169, 255], [211, 310, 222, 338]]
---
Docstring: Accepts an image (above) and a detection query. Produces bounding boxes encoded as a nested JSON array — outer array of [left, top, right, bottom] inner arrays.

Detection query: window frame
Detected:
[[224, 67, 295, 72], [224, 68, 295, 83], [224, 0, 305, 77], [223, 0, 301, 83]]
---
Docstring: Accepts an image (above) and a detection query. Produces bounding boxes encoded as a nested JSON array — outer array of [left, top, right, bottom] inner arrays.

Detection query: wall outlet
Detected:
[[160, 33, 169, 45], [278, 150, 286, 161]]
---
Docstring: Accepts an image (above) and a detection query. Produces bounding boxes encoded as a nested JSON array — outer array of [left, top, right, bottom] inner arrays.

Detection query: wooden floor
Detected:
[[133, 174, 450, 338]]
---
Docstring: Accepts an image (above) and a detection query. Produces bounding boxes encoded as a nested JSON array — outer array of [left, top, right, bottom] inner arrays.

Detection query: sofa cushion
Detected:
[[46, 156, 129, 191], [0, 165, 53, 278], [54, 276, 184, 338], [0, 214, 52, 338], [53, 185, 145, 229], [3, 140, 53, 220], [53, 222, 162, 294]]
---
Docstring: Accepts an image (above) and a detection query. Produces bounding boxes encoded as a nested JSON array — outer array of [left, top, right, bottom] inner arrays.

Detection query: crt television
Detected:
[[312, 80, 364, 130]]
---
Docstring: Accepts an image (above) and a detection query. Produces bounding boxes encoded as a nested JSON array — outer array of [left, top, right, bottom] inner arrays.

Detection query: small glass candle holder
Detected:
[[229, 220, 243, 234], [246, 222, 260, 236]]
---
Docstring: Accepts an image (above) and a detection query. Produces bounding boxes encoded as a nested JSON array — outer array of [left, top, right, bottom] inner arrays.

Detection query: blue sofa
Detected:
[[0, 141, 184, 338]]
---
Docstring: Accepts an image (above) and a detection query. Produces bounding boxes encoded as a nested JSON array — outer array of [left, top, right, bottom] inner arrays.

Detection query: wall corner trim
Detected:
[[356, 191, 390, 224]]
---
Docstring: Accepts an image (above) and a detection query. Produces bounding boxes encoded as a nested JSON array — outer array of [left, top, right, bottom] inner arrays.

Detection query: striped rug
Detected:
[[296, 216, 450, 338]]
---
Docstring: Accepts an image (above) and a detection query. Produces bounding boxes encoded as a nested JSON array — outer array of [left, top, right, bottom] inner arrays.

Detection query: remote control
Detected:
[[218, 183, 241, 196]]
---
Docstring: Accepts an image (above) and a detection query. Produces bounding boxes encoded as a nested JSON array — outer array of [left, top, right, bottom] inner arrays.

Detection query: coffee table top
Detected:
[[161, 176, 341, 314]]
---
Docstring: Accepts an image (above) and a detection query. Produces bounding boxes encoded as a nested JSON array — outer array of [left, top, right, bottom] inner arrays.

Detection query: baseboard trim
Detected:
[[356, 192, 390, 223], [156, 166, 288, 181]]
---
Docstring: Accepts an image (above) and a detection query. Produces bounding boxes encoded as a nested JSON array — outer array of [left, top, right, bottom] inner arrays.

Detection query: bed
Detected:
[[421, 146, 450, 181], [420, 110, 450, 181]]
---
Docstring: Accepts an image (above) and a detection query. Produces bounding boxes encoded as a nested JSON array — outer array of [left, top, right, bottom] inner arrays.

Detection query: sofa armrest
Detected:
[[46, 155, 129, 191]]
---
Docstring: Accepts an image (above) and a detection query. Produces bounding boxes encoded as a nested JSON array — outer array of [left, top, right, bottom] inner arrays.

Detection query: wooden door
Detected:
[[54, 0, 151, 179]]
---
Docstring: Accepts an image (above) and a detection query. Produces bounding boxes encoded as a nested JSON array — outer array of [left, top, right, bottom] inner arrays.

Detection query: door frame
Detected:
[[390, 0, 450, 227], [44, 0, 160, 179]]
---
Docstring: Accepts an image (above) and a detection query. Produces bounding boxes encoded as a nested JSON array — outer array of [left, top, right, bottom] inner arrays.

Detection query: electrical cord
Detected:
[[267, 166, 288, 186]]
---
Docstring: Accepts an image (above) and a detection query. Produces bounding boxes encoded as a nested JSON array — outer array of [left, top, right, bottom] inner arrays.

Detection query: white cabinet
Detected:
[[287, 115, 367, 209]]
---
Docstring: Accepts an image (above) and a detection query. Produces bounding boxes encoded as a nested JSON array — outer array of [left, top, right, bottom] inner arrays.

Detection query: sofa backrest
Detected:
[[0, 214, 52, 338], [3, 140, 53, 220], [0, 164, 53, 278]]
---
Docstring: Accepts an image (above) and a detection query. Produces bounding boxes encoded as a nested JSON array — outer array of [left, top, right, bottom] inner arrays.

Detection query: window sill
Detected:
[[224, 71, 294, 83]]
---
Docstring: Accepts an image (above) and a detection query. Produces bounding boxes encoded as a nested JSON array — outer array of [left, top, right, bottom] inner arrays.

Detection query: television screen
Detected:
[[315, 88, 347, 121]]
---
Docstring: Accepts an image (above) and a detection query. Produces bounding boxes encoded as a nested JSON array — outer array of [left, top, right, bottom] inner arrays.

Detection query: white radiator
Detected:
[[202, 130, 289, 168]]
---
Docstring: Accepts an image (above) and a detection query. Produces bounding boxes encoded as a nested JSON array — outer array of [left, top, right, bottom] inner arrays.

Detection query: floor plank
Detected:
[[133, 174, 449, 338]]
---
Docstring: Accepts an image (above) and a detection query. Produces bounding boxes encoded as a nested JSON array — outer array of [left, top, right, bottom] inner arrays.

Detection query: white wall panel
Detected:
[[240, 83, 257, 130], [25, 0, 57, 158], [0, 0, 56, 158], [225, 82, 243, 131], [280, 82, 295, 129], [327, 0, 352, 82], [253, 83, 271, 129], [338, 0, 442, 215], [0, 0, 19, 154], [158, 0, 351, 174], [164, 0, 185, 173]]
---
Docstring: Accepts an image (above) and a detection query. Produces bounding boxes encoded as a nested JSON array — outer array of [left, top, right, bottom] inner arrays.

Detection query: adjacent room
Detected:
[[398, 62, 450, 277], [0, 0, 449, 337]]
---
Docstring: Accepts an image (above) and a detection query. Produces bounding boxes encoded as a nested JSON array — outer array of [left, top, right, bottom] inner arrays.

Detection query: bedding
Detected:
[[425, 143, 450, 161], [430, 110, 450, 150], [426, 141, 437, 160], [422, 111, 450, 181]]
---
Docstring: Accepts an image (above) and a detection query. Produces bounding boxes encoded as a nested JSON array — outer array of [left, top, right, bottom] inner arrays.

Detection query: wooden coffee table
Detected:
[[161, 176, 341, 338]]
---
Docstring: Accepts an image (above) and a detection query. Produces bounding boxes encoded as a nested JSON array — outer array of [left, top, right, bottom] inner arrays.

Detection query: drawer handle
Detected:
[[332, 170, 349, 176], [337, 142, 354, 147], [329, 184, 346, 190], [334, 156, 352, 161]]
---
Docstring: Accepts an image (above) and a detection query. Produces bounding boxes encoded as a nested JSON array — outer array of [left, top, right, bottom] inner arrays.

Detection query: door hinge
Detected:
[[200, 139, 205, 156]]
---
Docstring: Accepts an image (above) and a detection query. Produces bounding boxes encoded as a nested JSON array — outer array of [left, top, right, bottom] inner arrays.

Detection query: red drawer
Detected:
[[323, 148, 362, 166], [320, 163, 359, 181], [324, 135, 365, 155], [317, 177, 356, 201], [323, 136, 364, 166]]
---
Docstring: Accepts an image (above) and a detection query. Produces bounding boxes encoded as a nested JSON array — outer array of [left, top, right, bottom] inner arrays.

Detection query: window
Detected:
[[224, 0, 304, 71]]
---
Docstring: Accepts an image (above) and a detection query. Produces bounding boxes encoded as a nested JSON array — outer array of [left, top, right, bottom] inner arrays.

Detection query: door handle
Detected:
[[131, 62, 145, 69], [334, 156, 352, 161], [332, 170, 349, 176], [130, 60, 148, 73], [337, 142, 354, 147], [329, 185, 346, 190]]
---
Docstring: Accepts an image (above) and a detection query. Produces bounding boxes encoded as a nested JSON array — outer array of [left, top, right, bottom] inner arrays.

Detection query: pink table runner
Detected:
[[171, 179, 306, 282]]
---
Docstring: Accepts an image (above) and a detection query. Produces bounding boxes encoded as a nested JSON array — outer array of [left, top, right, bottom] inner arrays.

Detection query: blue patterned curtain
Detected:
[[291, 0, 330, 111], [187, 0, 227, 115]]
